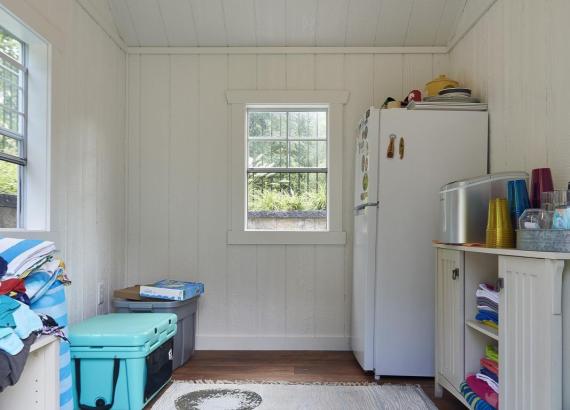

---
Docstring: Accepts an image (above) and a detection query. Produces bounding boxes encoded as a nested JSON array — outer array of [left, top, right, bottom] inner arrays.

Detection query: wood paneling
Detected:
[[127, 51, 446, 349], [3, 0, 127, 323], [449, 0, 570, 187], [108, 0, 494, 48]]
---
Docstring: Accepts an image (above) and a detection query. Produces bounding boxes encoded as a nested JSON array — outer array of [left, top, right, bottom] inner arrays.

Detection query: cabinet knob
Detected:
[[452, 268, 459, 280]]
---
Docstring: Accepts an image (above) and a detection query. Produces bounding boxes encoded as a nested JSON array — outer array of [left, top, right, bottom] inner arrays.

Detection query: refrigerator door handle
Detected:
[[354, 201, 379, 212]]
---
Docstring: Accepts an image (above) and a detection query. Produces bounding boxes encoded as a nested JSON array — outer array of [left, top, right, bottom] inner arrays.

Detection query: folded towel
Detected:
[[460, 381, 497, 410], [0, 238, 55, 279], [486, 344, 499, 362], [480, 320, 498, 329], [477, 297, 498, 312], [467, 374, 499, 409], [477, 283, 499, 304], [481, 358, 499, 375], [476, 310, 498, 324], [477, 372, 499, 393], [480, 367, 498, 383]]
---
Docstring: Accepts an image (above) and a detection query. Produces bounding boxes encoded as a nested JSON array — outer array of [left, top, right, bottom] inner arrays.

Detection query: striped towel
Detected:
[[0, 238, 55, 279], [31, 280, 72, 410], [460, 381, 496, 410]]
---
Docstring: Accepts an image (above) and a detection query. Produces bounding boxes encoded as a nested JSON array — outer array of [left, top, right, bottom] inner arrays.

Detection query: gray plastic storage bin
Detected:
[[112, 296, 198, 369]]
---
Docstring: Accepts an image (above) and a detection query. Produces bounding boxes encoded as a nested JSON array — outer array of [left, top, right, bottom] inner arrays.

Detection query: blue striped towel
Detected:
[[31, 280, 72, 410], [0, 238, 55, 278]]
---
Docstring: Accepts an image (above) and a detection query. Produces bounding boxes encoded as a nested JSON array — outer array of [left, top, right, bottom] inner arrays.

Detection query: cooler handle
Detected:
[[129, 302, 153, 312], [75, 357, 120, 410]]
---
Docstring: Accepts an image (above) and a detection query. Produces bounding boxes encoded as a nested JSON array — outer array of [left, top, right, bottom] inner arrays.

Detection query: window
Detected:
[[247, 107, 328, 231], [0, 28, 26, 229], [226, 90, 347, 245]]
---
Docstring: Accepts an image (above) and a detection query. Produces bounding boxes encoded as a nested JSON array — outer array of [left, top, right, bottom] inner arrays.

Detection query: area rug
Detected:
[[152, 380, 437, 410]]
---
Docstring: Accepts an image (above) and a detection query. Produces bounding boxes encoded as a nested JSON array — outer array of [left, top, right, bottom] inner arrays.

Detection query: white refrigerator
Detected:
[[352, 108, 488, 378]]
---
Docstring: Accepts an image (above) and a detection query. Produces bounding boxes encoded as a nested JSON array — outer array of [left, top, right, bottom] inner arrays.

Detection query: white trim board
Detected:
[[227, 90, 350, 104], [128, 46, 449, 55], [75, 0, 127, 52], [196, 335, 350, 351]]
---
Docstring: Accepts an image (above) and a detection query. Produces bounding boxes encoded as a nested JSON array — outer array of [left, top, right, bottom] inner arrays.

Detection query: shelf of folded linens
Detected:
[[466, 320, 498, 341]]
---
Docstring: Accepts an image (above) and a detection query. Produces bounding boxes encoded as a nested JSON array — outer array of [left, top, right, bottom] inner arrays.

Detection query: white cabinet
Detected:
[[436, 249, 464, 393], [499, 256, 564, 410], [0, 335, 60, 410], [434, 244, 570, 409]]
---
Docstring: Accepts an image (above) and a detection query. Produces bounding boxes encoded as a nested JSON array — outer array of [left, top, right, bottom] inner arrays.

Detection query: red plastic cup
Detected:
[[530, 168, 554, 208]]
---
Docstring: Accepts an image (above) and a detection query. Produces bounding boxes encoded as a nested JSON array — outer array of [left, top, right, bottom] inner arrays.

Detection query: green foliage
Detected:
[[0, 160, 17, 194], [249, 190, 326, 212]]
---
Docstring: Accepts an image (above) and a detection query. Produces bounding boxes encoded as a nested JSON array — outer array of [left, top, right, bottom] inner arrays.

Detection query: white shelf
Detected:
[[466, 320, 498, 341], [30, 335, 58, 353], [433, 243, 570, 260]]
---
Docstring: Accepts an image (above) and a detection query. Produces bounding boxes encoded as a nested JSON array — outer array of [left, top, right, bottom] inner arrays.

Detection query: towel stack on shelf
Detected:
[[476, 283, 499, 329], [0, 238, 72, 410], [461, 343, 500, 409]]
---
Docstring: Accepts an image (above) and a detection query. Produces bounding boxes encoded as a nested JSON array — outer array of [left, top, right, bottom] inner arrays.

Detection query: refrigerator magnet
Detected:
[[399, 137, 405, 159], [387, 134, 396, 158]]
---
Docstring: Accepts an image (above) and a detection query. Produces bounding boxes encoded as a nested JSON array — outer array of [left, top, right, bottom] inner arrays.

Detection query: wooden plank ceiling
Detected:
[[105, 0, 495, 48]]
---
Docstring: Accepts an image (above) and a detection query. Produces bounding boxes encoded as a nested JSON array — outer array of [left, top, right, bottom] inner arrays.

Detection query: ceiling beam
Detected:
[[127, 46, 449, 55]]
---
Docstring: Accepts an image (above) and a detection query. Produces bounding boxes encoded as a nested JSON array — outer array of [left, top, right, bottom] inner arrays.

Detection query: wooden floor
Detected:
[[165, 350, 464, 409]]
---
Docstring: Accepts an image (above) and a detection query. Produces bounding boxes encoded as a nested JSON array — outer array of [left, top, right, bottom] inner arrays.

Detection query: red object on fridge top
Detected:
[[530, 168, 554, 208]]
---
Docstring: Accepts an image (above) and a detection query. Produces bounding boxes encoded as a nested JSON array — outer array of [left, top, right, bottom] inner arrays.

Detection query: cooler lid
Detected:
[[440, 171, 528, 193], [69, 313, 177, 347]]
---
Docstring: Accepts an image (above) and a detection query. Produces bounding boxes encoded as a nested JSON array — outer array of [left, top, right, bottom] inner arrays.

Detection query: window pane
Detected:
[[246, 108, 328, 231], [248, 140, 287, 168], [317, 111, 327, 139], [0, 59, 23, 134], [290, 140, 327, 168], [247, 171, 327, 231], [0, 30, 22, 63], [0, 135, 19, 157], [248, 111, 286, 139], [288, 111, 319, 139], [0, 160, 19, 228]]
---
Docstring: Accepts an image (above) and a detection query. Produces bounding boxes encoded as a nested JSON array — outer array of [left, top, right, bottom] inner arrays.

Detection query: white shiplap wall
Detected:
[[0, 0, 126, 324], [127, 52, 449, 349], [449, 0, 570, 188]]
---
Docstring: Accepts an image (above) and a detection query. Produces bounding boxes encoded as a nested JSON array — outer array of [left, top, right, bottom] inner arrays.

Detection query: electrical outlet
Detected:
[[97, 282, 105, 306]]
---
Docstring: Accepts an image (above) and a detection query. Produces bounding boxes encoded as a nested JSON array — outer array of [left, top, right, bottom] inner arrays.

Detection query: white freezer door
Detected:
[[374, 109, 488, 377], [351, 108, 380, 370]]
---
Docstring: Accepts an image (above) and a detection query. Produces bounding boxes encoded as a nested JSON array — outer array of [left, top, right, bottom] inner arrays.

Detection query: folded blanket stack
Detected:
[[0, 238, 71, 409], [476, 283, 499, 329], [461, 343, 500, 409]]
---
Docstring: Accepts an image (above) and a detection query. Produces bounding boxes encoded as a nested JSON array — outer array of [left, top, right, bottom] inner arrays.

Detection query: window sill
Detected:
[[227, 230, 346, 245]]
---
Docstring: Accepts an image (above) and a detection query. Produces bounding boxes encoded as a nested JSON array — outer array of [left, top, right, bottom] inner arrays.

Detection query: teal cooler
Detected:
[[69, 313, 177, 410]]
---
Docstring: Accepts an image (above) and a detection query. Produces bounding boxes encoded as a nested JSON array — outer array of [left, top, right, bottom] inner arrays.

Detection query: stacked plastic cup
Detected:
[[495, 198, 514, 248], [507, 179, 531, 229], [486, 199, 497, 247]]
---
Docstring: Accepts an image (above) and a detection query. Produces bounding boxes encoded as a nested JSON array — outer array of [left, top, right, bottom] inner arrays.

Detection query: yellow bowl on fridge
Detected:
[[425, 75, 459, 97]]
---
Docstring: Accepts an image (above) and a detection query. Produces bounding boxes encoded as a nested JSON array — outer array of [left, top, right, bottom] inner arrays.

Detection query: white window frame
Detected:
[[0, 5, 51, 231], [227, 90, 349, 245]]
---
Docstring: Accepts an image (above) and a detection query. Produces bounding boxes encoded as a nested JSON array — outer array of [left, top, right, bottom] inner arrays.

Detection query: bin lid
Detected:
[[69, 313, 177, 347]]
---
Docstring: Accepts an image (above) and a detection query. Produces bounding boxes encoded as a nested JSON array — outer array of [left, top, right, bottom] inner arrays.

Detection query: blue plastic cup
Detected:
[[508, 179, 531, 227]]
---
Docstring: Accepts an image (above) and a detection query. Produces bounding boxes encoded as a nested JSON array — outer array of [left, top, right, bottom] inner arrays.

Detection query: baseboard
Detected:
[[196, 335, 350, 351]]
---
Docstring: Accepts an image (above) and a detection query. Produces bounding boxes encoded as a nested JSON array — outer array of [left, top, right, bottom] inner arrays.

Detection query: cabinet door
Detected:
[[436, 249, 464, 392], [499, 256, 564, 410]]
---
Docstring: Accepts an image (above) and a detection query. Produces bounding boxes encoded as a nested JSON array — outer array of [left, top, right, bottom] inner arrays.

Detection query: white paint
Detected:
[[0, 0, 126, 324], [107, 0, 495, 48], [449, 0, 570, 188], [127, 51, 451, 350]]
